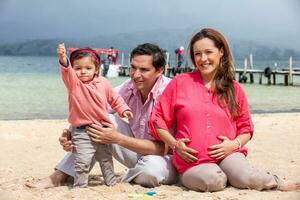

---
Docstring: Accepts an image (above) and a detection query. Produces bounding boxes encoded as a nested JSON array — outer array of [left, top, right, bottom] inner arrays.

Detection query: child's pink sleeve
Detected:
[[59, 59, 79, 91]]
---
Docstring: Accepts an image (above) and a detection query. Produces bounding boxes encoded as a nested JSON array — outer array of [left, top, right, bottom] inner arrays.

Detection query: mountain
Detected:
[[0, 28, 299, 60]]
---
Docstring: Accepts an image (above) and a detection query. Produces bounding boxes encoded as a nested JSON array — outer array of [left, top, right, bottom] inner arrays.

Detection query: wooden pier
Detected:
[[119, 56, 300, 86], [236, 68, 300, 85], [119, 66, 300, 86], [235, 56, 300, 86]]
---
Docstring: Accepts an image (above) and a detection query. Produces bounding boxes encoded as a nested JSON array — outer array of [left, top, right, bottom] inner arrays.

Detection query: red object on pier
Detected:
[[67, 48, 119, 55]]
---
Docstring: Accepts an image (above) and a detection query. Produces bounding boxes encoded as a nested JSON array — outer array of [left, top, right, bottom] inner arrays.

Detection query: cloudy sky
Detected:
[[0, 0, 299, 49]]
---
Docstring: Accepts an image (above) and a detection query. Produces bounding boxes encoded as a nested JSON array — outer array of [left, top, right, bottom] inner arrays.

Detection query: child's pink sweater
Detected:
[[60, 63, 130, 127]]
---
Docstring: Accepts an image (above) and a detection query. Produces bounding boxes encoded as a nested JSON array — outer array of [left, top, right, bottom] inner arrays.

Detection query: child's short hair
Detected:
[[70, 48, 101, 69]]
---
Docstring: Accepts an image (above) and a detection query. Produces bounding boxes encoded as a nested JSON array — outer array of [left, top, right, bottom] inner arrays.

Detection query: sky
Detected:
[[0, 0, 299, 49]]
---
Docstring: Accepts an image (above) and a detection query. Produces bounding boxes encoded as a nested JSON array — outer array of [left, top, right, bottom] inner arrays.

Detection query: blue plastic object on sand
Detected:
[[144, 191, 157, 196], [127, 191, 157, 198]]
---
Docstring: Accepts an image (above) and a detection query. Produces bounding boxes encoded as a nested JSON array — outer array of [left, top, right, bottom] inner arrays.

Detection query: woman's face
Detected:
[[193, 38, 223, 81]]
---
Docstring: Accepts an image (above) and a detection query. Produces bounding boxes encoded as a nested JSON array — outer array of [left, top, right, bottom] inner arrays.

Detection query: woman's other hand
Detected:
[[208, 136, 238, 159]]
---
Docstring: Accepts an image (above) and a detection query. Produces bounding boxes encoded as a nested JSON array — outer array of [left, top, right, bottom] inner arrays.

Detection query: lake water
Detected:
[[0, 56, 300, 120]]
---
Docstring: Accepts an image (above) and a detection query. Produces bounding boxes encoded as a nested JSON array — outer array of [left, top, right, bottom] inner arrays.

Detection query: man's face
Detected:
[[129, 55, 163, 95]]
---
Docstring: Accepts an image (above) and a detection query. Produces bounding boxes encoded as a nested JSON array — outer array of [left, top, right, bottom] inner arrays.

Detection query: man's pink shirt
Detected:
[[116, 75, 171, 140], [60, 64, 130, 127], [149, 71, 254, 173]]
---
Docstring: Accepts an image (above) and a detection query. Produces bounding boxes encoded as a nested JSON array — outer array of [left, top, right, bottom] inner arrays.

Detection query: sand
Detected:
[[0, 113, 299, 200]]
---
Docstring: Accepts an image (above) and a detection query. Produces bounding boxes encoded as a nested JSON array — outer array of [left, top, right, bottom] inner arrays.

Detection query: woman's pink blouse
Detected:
[[148, 71, 254, 173]]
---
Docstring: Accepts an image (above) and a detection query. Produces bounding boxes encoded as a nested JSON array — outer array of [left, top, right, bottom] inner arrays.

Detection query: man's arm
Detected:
[[86, 122, 165, 155]]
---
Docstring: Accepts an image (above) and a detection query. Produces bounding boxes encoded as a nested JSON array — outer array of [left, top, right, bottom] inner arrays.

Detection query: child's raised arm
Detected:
[[57, 43, 68, 66]]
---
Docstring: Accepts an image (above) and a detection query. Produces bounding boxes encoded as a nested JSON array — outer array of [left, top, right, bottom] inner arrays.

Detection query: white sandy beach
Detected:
[[0, 113, 300, 200]]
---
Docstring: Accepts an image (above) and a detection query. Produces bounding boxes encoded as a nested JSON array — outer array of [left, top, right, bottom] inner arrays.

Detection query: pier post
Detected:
[[249, 54, 254, 83], [243, 58, 248, 83], [289, 56, 293, 85], [259, 73, 262, 84], [267, 76, 271, 85], [250, 74, 254, 83], [272, 73, 276, 85], [284, 75, 288, 86]]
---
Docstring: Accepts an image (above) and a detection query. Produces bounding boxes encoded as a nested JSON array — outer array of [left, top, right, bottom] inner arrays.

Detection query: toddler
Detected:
[[57, 43, 133, 187]]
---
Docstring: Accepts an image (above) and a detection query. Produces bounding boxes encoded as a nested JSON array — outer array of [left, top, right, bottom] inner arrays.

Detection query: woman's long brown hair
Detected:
[[188, 28, 239, 118]]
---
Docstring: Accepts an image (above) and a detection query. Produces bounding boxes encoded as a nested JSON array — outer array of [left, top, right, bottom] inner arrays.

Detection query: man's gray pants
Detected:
[[56, 114, 178, 187]]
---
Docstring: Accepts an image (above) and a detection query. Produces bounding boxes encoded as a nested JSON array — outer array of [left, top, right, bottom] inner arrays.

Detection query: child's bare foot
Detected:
[[25, 170, 68, 189]]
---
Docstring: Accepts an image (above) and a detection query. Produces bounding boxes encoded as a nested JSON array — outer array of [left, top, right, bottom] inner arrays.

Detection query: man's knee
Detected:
[[132, 155, 176, 187], [133, 172, 160, 188]]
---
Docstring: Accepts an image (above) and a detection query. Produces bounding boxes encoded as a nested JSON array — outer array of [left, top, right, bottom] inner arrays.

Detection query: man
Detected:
[[102, 55, 110, 77], [26, 43, 178, 188]]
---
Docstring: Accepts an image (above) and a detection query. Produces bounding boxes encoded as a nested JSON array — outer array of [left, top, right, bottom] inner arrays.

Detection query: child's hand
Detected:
[[123, 110, 133, 120], [57, 43, 68, 66]]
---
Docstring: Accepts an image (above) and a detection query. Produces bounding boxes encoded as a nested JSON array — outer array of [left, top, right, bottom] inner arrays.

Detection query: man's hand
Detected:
[[86, 121, 121, 144], [57, 43, 68, 66], [59, 129, 73, 151]]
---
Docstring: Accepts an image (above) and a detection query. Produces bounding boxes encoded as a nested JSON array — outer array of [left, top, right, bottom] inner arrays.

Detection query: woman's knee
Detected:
[[221, 153, 274, 190], [181, 169, 227, 192], [227, 170, 274, 190]]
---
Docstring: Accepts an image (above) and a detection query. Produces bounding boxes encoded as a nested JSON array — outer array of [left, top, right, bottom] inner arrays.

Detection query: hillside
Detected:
[[0, 29, 299, 60]]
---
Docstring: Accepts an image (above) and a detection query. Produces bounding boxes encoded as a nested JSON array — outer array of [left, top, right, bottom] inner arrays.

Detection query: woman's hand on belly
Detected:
[[208, 136, 239, 160], [175, 138, 199, 163]]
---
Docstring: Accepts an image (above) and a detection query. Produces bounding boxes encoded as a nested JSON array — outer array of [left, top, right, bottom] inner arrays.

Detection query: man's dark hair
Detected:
[[130, 43, 166, 70]]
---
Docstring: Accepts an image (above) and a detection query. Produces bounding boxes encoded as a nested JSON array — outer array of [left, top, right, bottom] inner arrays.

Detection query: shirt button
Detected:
[[207, 125, 211, 129], [206, 113, 210, 117]]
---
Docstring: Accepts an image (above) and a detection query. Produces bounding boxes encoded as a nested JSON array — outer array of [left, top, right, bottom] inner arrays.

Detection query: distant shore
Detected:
[[0, 112, 300, 200]]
